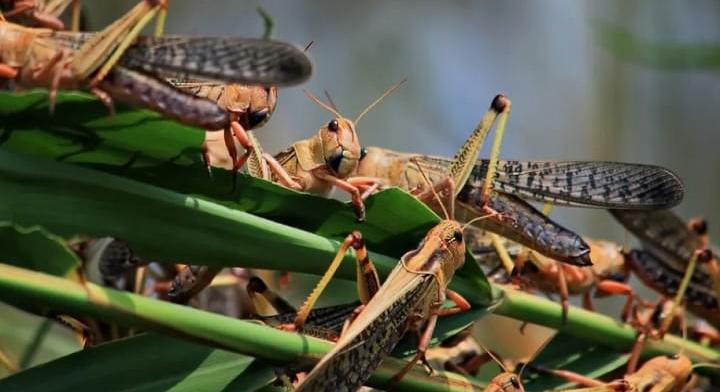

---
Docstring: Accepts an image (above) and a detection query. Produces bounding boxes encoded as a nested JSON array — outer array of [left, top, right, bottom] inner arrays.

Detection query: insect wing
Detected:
[[120, 36, 312, 87], [471, 160, 684, 209]]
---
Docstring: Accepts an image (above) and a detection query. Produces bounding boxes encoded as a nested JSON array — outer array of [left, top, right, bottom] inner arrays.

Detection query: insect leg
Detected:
[[69, 0, 161, 82], [70, 0, 80, 31], [167, 265, 222, 304], [596, 280, 635, 323], [293, 231, 371, 330], [557, 264, 570, 324], [527, 364, 607, 387], [478, 96, 512, 219], [391, 313, 439, 384], [0, 63, 18, 78], [314, 171, 367, 221], [263, 153, 303, 190], [446, 94, 506, 195], [435, 289, 471, 317], [246, 276, 296, 315]]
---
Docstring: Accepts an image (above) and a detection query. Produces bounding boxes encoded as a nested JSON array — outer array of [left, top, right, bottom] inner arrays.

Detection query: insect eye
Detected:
[[452, 230, 463, 243], [248, 108, 270, 128], [510, 376, 520, 388], [328, 119, 339, 132], [360, 147, 368, 160]]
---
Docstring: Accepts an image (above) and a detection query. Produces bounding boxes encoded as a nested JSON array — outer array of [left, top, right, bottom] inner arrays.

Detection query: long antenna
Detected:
[[304, 89, 343, 119], [412, 159, 449, 220], [354, 78, 407, 124], [324, 90, 340, 112]]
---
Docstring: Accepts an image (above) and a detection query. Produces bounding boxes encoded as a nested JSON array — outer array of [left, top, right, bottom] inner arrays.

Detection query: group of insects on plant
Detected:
[[1, 1, 718, 391]]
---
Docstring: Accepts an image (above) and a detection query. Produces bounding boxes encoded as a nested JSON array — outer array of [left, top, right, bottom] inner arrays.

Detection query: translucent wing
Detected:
[[468, 160, 684, 209], [120, 36, 312, 87]]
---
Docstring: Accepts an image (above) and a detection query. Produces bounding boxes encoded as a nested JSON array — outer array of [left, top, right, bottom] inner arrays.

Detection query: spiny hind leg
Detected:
[[291, 231, 378, 330]]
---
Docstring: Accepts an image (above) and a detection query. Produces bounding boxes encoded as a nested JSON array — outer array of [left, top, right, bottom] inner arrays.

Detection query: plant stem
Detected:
[[493, 286, 720, 364]]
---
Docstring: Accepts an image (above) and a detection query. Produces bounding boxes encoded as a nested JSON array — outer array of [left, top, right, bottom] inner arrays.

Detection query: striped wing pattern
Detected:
[[470, 160, 684, 209], [121, 36, 312, 87]]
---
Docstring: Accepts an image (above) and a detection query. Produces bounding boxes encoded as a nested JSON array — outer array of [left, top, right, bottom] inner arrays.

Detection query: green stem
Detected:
[[493, 286, 720, 363]]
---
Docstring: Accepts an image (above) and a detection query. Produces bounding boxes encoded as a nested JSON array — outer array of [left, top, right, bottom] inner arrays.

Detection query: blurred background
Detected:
[[84, 0, 720, 245]]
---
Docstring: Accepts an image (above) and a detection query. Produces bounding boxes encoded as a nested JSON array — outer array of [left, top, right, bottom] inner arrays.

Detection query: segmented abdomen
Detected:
[[457, 187, 591, 266], [296, 278, 433, 392], [101, 66, 229, 129]]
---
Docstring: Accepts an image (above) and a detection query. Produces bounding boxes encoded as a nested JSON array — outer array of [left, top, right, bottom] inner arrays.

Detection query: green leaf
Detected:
[[0, 222, 81, 279], [521, 332, 628, 391], [0, 303, 82, 378], [0, 334, 276, 392], [0, 145, 492, 305]]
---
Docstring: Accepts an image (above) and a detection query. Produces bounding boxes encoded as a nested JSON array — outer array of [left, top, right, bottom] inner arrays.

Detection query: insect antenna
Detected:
[[324, 90, 340, 112], [303, 40, 315, 52], [461, 214, 495, 232], [412, 158, 450, 220], [304, 90, 343, 119], [354, 78, 407, 124], [517, 333, 555, 381], [473, 340, 510, 374]]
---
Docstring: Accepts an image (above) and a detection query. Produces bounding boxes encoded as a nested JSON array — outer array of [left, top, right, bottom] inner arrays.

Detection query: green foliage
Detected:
[[1, 90, 718, 391]]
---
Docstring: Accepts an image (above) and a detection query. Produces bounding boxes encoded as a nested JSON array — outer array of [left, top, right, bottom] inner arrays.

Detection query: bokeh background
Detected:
[[85, 0, 720, 245]]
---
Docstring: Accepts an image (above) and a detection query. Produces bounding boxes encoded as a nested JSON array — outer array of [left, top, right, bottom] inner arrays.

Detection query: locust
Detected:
[[354, 94, 684, 267], [537, 354, 694, 392], [286, 151, 492, 390], [263, 80, 405, 222], [611, 209, 720, 329], [468, 209, 716, 326], [1, 0, 166, 33], [0, 0, 312, 169]]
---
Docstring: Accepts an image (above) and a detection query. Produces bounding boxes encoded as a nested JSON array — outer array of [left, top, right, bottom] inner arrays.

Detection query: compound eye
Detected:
[[248, 108, 270, 128], [328, 119, 339, 132], [452, 230, 463, 243], [360, 147, 368, 160], [510, 376, 520, 389]]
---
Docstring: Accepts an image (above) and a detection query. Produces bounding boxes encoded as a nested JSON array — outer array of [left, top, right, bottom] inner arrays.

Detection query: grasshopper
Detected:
[[1, 0, 72, 30], [354, 93, 683, 267], [611, 209, 719, 329], [263, 80, 405, 222], [289, 145, 502, 390], [0, 0, 311, 168], [536, 354, 694, 392], [1, 0, 166, 34]]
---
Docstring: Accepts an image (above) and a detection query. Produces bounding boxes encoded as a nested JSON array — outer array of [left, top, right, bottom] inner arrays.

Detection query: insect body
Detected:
[[356, 147, 681, 266], [0, 1, 311, 176], [266, 81, 404, 221], [294, 220, 470, 392], [354, 94, 683, 266], [611, 209, 720, 328]]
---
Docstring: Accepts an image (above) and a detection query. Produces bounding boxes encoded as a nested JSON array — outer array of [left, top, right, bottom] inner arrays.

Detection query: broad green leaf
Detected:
[[0, 264, 483, 392], [0, 91, 491, 289], [0, 334, 275, 392], [0, 222, 81, 279], [0, 146, 492, 305], [0, 303, 81, 379]]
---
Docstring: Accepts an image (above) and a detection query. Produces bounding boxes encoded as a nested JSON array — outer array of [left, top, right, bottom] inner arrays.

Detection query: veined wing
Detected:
[[471, 160, 684, 209], [611, 209, 715, 287], [46, 32, 312, 87], [296, 268, 435, 392], [121, 36, 312, 87]]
